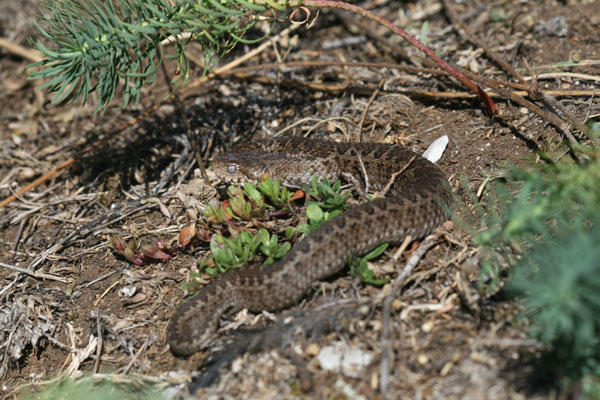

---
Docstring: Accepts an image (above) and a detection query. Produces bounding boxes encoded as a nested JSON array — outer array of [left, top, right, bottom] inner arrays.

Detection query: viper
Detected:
[[167, 137, 452, 355]]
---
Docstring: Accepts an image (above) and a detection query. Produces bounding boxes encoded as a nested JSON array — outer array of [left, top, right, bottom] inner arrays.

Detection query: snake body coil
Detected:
[[167, 137, 452, 355]]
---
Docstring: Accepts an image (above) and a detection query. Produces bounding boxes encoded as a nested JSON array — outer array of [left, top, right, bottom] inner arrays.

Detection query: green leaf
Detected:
[[419, 21, 429, 45], [306, 204, 323, 222], [355, 258, 389, 286], [285, 227, 294, 240], [362, 243, 389, 261], [296, 223, 311, 234], [244, 182, 263, 204], [276, 242, 291, 257]]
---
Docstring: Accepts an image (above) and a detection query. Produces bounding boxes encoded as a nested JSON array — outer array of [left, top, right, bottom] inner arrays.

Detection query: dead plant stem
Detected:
[[300, 0, 498, 115]]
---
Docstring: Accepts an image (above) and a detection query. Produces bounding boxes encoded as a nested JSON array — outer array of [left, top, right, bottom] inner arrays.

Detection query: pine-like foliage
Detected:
[[29, 0, 279, 110], [508, 223, 600, 376], [471, 145, 600, 383]]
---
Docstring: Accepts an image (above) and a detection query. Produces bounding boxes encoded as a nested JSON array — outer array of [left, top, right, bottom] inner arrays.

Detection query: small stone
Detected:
[[218, 84, 232, 97], [119, 286, 136, 297], [370, 371, 379, 390], [440, 361, 454, 376], [417, 353, 429, 365], [357, 304, 370, 315], [231, 357, 243, 373], [421, 320, 435, 333], [11, 133, 22, 145], [18, 167, 36, 180], [305, 343, 320, 357], [317, 342, 374, 378]]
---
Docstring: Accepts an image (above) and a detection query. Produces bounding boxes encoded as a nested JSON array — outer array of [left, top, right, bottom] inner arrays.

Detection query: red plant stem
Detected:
[[299, 0, 499, 115]]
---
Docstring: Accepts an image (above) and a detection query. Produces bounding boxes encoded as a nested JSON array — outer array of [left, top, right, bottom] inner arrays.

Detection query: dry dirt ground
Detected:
[[1, 0, 599, 398]]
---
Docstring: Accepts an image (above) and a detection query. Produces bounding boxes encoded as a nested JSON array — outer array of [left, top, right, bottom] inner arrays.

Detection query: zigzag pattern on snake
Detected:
[[167, 137, 452, 355]]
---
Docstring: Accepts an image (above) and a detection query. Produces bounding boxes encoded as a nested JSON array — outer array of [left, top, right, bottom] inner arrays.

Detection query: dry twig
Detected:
[[0, 37, 43, 62], [442, 0, 525, 84], [379, 229, 444, 399], [357, 88, 380, 143]]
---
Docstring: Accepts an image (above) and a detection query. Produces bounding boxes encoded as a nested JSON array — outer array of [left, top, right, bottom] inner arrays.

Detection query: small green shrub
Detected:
[[470, 147, 600, 385], [190, 176, 391, 291], [196, 229, 291, 278]]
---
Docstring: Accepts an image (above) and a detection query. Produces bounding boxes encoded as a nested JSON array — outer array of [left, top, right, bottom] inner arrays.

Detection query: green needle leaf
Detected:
[[29, 0, 274, 110]]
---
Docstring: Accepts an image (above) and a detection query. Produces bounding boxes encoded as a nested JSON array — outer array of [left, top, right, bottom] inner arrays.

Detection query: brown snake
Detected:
[[167, 137, 452, 355]]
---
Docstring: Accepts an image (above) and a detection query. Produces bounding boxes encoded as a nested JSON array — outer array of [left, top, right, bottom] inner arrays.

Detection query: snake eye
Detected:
[[227, 165, 237, 174]]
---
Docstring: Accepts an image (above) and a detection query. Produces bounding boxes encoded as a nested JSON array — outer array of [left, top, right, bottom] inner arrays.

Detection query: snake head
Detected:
[[212, 143, 340, 187], [213, 151, 270, 184]]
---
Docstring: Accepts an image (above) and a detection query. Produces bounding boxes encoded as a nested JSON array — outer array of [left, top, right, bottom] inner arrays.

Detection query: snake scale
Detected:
[[167, 137, 452, 355]]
